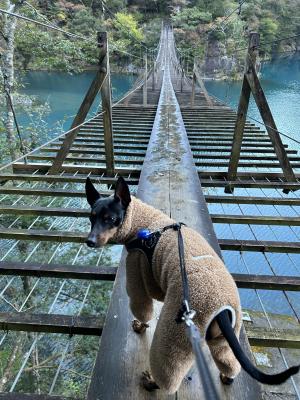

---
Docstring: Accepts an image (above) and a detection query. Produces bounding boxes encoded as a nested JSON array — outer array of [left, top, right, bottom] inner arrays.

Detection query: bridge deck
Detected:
[[0, 26, 299, 399]]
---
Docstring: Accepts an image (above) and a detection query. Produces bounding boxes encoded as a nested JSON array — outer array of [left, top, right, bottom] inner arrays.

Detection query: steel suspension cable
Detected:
[[207, 0, 247, 36], [0, 7, 92, 41], [4, 88, 27, 158]]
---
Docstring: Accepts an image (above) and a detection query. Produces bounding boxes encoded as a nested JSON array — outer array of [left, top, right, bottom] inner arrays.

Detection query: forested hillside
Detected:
[[1, 0, 299, 73]]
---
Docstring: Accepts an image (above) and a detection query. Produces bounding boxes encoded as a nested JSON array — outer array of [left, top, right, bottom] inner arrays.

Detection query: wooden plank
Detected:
[[0, 228, 86, 243], [0, 261, 116, 280], [56, 142, 148, 149], [205, 195, 300, 206], [12, 162, 141, 175], [190, 133, 266, 138], [191, 147, 297, 154], [71, 132, 151, 139], [200, 170, 300, 179], [211, 214, 300, 226], [233, 273, 300, 291], [0, 187, 111, 198], [189, 141, 283, 148], [196, 160, 300, 168], [194, 154, 300, 161], [188, 133, 267, 138], [100, 32, 114, 175], [219, 239, 300, 253], [246, 327, 300, 349], [49, 32, 108, 175], [0, 394, 73, 400], [201, 179, 300, 190], [0, 205, 89, 217], [82, 121, 154, 128], [41, 147, 146, 157], [0, 312, 103, 335], [0, 173, 139, 185], [56, 137, 151, 144], [27, 154, 144, 165]]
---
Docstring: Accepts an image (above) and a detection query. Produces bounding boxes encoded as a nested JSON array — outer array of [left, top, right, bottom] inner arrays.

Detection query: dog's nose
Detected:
[[86, 239, 96, 248]]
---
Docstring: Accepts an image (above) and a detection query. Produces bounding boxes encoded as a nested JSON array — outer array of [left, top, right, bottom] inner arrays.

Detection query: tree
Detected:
[[0, 0, 23, 160]]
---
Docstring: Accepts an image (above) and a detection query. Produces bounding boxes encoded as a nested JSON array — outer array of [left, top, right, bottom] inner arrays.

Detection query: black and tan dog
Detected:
[[85, 176, 299, 394]]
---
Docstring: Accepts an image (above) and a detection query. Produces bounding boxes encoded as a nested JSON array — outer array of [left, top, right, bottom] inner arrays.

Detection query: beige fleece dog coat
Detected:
[[112, 196, 242, 394]]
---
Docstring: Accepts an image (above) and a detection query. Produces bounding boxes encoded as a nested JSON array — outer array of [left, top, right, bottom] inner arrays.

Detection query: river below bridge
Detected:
[[17, 56, 300, 150], [206, 55, 300, 150], [17, 71, 135, 143]]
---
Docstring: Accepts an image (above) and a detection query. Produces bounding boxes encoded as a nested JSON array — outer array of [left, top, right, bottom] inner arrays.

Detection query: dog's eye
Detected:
[[105, 216, 116, 224]]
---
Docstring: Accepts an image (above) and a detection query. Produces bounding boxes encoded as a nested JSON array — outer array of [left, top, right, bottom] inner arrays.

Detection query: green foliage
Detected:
[[170, 0, 300, 79], [115, 12, 144, 42], [259, 17, 279, 52], [172, 6, 212, 29], [0, 124, 11, 163], [15, 24, 95, 72]]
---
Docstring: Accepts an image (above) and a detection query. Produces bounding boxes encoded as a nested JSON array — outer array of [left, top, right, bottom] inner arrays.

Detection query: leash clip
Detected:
[[172, 222, 185, 231], [183, 309, 196, 326], [176, 299, 196, 325]]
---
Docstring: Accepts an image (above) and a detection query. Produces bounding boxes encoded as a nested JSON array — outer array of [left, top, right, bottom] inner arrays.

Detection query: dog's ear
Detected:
[[85, 177, 100, 207], [114, 177, 131, 208]]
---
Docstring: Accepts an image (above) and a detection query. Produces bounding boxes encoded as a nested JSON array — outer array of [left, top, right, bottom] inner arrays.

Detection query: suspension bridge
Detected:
[[0, 14, 299, 400]]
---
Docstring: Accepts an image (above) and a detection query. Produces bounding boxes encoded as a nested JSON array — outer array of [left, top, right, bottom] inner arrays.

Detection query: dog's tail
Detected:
[[216, 310, 300, 384]]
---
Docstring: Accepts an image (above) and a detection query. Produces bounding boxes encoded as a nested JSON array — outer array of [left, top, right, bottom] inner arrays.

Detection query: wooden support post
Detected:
[[100, 32, 115, 176], [49, 32, 108, 175], [180, 67, 184, 92], [152, 63, 155, 91], [193, 61, 213, 106], [225, 32, 259, 193], [191, 70, 196, 107], [246, 60, 296, 191], [226, 31, 296, 193], [143, 54, 148, 106]]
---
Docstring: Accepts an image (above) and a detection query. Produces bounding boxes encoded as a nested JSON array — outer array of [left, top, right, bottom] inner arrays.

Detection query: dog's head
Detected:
[[85, 176, 131, 248]]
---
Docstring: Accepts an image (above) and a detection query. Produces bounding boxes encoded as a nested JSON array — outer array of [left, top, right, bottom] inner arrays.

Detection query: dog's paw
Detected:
[[141, 371, 159, 391], [220, 373, 234, 385], [132, 319, 149, 334]]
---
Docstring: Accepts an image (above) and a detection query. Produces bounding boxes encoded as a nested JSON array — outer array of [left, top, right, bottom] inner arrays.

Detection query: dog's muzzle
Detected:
[[86, 232, 98, 248]]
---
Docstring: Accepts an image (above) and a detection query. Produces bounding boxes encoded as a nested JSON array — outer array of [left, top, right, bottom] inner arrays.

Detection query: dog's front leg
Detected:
[[126, 251, 154, 329]]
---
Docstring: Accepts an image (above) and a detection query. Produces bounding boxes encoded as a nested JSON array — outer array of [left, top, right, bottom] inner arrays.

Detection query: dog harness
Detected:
[[125, 223, 181, 266]]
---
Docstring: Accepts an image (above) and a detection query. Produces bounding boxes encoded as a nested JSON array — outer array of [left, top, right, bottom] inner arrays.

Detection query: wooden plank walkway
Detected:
[[87, 28, 260, 400]]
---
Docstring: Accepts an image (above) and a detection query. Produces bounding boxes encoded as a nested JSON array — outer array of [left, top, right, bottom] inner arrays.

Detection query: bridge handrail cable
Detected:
[[0, 7, 89, 41]]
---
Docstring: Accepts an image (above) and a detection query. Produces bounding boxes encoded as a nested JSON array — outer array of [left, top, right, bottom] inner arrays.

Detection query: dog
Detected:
[[85, 176, 299, 394]]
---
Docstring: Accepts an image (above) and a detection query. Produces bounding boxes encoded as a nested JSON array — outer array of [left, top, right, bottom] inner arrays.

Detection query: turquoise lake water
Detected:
[[206, 55, 300, 149], [18, 71, 135, 142]]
